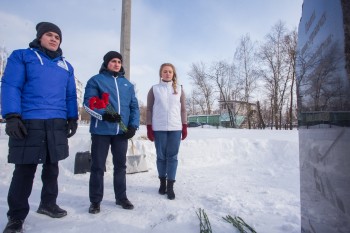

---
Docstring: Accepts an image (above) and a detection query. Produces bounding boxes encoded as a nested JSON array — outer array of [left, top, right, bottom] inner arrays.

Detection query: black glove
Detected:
[[123, 126, 136, 139], [102, 112, 121, 123], [5, 114, 28, 139], [67, 119, 78, 138]]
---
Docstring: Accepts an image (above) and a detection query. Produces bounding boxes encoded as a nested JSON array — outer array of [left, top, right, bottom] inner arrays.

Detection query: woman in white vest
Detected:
[[146, 63, 187, 200]]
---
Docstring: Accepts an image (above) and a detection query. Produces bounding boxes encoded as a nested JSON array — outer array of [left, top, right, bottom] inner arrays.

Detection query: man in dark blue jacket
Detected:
[[1, 22, 78, 233], [84, 51, 140, 214]]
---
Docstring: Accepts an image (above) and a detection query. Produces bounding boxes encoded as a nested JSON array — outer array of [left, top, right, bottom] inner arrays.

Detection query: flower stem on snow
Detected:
[[196, 208, 212, 233], [222, 215, 257, 233]]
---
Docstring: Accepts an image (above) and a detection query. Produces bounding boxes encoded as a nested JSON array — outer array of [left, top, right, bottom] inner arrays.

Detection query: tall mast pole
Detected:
[[120, 0, 131, 80]]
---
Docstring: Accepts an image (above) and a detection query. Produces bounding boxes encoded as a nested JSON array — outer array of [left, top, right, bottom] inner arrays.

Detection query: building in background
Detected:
[[188, 100, 261, 129], [74, 77, 83, 108], [0, 47, 9, 121], [218, 100, 259, 128], [74, 77, 84, 121], [0, 47, 8, 78]]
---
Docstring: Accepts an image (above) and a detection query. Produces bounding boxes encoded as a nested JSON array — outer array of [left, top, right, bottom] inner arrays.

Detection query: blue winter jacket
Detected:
[[83, 67, 140, 135], [1, 48, 78, 120]]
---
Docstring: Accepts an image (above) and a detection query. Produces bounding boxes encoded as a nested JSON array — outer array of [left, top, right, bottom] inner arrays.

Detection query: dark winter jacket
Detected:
[[8, 119, 69, 164], [1, 48, 78, 120], [83, 65, 140, 135], [1, 47, 78, 164]]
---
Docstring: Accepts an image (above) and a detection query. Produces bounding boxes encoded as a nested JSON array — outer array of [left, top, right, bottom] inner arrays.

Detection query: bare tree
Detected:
[[185, 90, 205, 115], [185, 93, 194, 116], [296, 41, 320, 116], [259, 21, 291, 129], [283, 29, 298, 129], [138, 102, 147, 125], [234, 34, 259, 129], [306, 44, 344, 111], [188, 62, 215, 114], [256, 101, 266, 129], [297, 41, 347, 113], [193, 89, 208, 114], [207, 60, 241, 127]]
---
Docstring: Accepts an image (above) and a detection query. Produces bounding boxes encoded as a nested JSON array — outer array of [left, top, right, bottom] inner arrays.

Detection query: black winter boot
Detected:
[[158, 177, 167, 195], [37, 203, 67, 218], [3, 217, 23, 233], [88, 202, 100, 214], [167, 180, 175, 200], [116, 198, 134, 210]]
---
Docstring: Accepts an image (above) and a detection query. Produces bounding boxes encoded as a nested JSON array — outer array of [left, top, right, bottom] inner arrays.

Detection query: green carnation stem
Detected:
[[105, 104, 128, 132]]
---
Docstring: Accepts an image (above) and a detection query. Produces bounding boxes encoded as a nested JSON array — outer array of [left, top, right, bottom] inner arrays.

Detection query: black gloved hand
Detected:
[[5, 114, 28, 139], [67, 119, 78, 138], [102, 112, 121, 123], [123, 126, 136, 139]]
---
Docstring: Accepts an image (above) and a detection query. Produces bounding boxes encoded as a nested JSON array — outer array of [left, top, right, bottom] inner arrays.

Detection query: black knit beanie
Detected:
[[103, 51, 123, 67], [36, 22, 62, 42]]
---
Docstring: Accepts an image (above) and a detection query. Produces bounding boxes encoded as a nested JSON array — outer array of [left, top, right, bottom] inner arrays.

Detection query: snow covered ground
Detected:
[[0, 124, 300, 233]]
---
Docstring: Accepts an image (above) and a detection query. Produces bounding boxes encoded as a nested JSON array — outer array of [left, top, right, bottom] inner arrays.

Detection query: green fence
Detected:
[[188, 114, 248, 128], [188, 115, 221, 125]]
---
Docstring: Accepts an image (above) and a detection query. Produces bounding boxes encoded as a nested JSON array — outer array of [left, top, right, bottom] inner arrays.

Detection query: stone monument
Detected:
[[297, 0, 350, 232]]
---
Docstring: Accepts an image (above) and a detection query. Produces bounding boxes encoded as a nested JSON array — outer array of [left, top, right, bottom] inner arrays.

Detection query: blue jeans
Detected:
[[154, 131, 182, 180]]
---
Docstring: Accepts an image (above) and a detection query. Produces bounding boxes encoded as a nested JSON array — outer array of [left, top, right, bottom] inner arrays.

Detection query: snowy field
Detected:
[[0, 124, 300, 233]]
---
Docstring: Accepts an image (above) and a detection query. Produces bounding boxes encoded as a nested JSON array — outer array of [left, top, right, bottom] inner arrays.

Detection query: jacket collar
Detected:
[[160, 80, 173, 86], [29, 38, 63, 59]]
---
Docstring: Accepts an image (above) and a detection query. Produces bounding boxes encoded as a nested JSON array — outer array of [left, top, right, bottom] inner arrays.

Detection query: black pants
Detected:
[[7, 163, 59, 220], [89, 134, 128, 203]]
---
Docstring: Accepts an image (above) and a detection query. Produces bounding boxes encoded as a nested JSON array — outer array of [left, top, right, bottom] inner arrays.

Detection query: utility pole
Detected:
[[120, 0, 131, 80]]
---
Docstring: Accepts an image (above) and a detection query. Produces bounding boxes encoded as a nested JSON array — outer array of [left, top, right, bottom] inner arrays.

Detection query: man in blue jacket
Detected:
[[83, 51, 140, 214], [1, 22, 78, 233]]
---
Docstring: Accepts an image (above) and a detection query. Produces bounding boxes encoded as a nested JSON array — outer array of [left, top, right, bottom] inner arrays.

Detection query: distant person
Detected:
[[83, 51, 140, 214], [146, 63, 187, 200], [1, 22, 78, 233]]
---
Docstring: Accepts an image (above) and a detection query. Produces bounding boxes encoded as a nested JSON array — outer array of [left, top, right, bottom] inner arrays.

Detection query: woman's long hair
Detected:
[[159, 63, 178, 94]]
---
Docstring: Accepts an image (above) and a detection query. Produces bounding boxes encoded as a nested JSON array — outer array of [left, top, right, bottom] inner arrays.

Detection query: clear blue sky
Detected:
[[0, 0, 302, 104]]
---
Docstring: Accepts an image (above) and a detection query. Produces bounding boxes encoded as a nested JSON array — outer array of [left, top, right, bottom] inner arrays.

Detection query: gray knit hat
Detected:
[[36, 22, 62, 42]]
